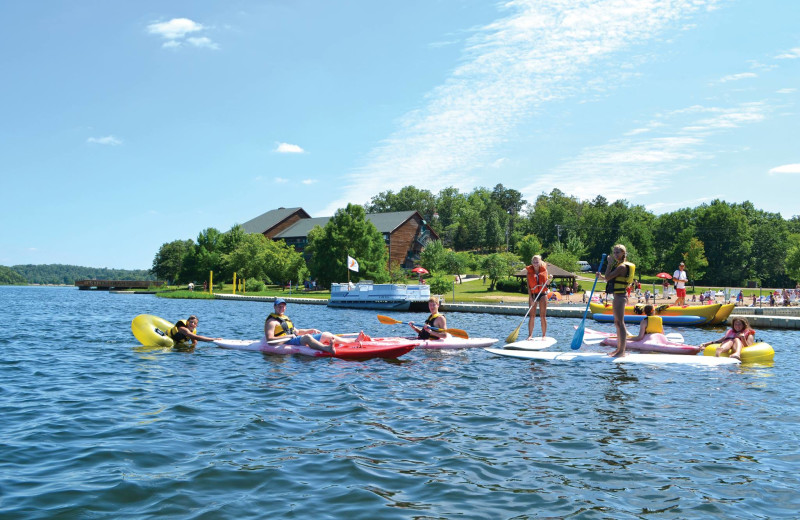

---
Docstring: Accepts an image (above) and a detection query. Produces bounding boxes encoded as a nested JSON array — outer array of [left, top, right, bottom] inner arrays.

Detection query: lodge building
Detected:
[[240, 207, 439, 269]]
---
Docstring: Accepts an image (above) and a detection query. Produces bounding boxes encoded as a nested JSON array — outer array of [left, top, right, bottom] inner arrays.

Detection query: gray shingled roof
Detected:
[[273, 210, 422, 238], [240, 207, 309, 234]]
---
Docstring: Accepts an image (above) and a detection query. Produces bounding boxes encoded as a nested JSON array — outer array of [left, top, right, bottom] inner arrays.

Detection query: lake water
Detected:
[[1, 286, 798, 519]]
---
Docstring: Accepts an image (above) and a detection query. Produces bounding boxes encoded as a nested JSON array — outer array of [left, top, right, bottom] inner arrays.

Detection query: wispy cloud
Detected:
[[321, 0, 719, 215], [717, 72, 757, 83], [301, 179, 317, 185], [87, 135, 122, 146], [274, 177, 289, 183], [776, 88, 796, 94], [768, 163, 800, 175], [147, 18, 218, 49], [775, 47, 800, 59], [520, 102, 770, 202], [275, 143, 305, 154]]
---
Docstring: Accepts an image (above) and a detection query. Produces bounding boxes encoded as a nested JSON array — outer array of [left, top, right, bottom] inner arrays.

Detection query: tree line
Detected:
[[151, 186, 800, 291], [0, 264, 155, 285]]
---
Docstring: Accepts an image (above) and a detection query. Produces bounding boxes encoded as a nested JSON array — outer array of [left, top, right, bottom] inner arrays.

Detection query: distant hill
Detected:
[[0, 265, 27, 285], [7, 264, 155, 285]]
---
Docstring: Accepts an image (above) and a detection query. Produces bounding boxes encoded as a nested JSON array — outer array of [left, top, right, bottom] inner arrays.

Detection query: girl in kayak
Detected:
[[409, 297, 447, 340], [700, 317, 755, 360], [629, 305, 663, 342]]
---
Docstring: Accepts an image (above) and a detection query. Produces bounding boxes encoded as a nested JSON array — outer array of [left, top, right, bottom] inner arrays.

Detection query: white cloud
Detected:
[[147, 18, 217, 49], [274, 177, 289, 183], [718, 72, 757, 83], [321, 0, 720, 215], [87, 135, 122, 146], [275, 143, 305, 154], [775, 47, 800, 59], [768, 164, 800, 175], [776, 88, 796, 94], [301, 179, 317, 185]]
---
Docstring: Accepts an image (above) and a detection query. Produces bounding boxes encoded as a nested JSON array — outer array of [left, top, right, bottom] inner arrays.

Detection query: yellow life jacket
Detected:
[[268, 313, 296, 337], [644, 315, 664, 334], [606, 261, 636, 294], [168, 320, 197, 343], [419, 312, 443, 339]]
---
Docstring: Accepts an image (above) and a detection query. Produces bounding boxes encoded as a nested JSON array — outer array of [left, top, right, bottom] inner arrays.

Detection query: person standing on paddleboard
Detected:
[[265, 298, 355, 354], [409, 297, 447, 340], [525, 255, 550, 340], [597, 245, 635, 357]]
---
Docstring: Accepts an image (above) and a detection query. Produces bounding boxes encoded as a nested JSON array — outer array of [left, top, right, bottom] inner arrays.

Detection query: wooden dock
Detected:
[[75, 280, 164, 290]]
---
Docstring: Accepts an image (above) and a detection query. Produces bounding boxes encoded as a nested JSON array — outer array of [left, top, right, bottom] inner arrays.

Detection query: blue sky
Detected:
[[1, 0, 798, 269]]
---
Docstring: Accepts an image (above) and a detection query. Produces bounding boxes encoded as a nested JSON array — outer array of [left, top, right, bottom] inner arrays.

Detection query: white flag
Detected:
[[347, 255, 359, 272]]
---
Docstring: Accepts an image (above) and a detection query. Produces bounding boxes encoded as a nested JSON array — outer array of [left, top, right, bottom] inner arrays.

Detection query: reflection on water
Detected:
[[0, 286, 798, 519]]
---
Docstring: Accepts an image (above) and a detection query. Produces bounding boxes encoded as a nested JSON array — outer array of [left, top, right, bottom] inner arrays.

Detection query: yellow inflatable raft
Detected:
[[131, 314, 177, 348], [708, 303, 735, 325], [590, 302, 721, 324], [702, 342, 775, 363]]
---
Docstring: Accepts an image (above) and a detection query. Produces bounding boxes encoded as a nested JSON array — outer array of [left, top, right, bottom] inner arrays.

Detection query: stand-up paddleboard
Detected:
[[214, 338, 415, 360], [503, 336, 557, 351], [485, 348, 740, 366]]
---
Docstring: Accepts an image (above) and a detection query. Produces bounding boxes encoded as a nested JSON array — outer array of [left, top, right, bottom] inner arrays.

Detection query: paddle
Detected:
[[505, 275, 553, 343], [571, 253, 607, 350], [376, 315, 469, 339]]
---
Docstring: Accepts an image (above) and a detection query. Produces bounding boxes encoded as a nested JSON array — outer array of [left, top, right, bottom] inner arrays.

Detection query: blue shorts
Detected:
[[285, 333, 322, 346]]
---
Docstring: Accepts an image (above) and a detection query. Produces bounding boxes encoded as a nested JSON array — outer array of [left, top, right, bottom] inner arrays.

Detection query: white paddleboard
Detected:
[[504, 336, 557, 351], [485, 348, 740, 366]]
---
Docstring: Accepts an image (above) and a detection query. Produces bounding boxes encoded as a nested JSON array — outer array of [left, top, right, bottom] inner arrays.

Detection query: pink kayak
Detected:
[[600, 334, 701, 355], [214, 337, 415, 360]]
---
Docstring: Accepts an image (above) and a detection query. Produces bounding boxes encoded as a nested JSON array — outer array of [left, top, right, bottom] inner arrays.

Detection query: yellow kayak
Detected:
[[590, 302, 721, 325], [708, 303, 735, 325], [703, 342, 774, 363]]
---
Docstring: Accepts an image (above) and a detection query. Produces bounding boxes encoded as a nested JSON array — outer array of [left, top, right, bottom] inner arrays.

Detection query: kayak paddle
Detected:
[[377, 314, 469, 339], [571, 253, 607, 350], [505, 275, 552, 343]]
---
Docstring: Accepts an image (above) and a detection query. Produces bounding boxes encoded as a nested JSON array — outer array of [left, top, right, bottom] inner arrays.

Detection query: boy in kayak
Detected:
[[700, 317, 755, 360], [168, 315, 221, 348], [409, 297, 447, 340], [264, 298, 355, 354]]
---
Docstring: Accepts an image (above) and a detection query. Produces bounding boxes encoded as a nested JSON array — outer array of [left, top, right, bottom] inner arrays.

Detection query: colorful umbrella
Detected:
[[411, 267, 429, 275], [656, 272, 672, 280]]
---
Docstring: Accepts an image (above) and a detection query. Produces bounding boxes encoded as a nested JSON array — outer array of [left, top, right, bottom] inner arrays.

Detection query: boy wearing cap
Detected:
[[264, 298, 354, 354], [672, 262, 688, 306]]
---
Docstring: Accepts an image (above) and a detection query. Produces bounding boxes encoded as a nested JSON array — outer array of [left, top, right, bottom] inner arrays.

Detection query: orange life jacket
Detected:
[[526, 264, 549, 295]]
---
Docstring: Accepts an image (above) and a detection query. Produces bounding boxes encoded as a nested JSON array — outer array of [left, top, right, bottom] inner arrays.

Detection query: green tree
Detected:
[[516, 234, 543, 264], [428, 274, 454, 296], [0, 265, 27, 284], [695, 200, 752, 285], [420, 240, 448, 273], [151, 239, 194, 283], [366, 186, 437, 222], [306, 203, 389, 287], [481, 252, 521, 290], [786, 244, 800, 284], [546, 242, 579, 273], [682, 237, 708, 283]]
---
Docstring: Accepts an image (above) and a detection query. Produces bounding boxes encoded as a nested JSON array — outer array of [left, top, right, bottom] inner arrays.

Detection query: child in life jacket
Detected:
[[700, 317, 755, 360]]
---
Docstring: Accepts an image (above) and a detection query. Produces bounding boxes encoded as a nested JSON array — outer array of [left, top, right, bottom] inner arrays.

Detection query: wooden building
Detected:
[[241, 207, 439, 269]]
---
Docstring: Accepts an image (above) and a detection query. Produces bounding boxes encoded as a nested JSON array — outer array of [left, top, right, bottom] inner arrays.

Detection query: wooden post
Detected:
[[233, 272, 237, 294], [209, 271, 213, 294]]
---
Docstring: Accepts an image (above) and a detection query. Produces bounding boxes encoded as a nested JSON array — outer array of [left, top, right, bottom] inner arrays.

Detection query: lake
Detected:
[[1, 285, 798, 519]]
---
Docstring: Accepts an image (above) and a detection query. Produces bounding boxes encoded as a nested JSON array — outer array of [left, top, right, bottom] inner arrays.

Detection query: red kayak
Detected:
[[214, 337, 415, 360]]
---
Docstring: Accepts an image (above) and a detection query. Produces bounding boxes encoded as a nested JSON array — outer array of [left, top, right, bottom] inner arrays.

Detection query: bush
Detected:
[[246, 279, 266, 292], [496, 278, 525, 293], [428, 274, 454, 296]]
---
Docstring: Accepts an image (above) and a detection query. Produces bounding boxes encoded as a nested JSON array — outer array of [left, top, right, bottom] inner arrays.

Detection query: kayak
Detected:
[[504, 336, 557, 351], [709, 303, 735, 325], [214, 337, 415, 360], [593, 313, 707, 326], [600, 334, 701, 355], [372, 335, 499, 350], [590, 302, 721, 325], [485, 348, 740, 366], [702, 342, 774, 363]]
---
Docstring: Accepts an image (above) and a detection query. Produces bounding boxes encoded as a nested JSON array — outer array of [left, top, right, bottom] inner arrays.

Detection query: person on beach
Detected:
[[700, 317, 755, 360], [596, 244, 636, 357], [168, 315, 221, 348], [673, 262, 688, 306], [264, 298, 355, 354], [629, 305, 663, 342], [409, 297, 447, 340], [525, 255, 550, 339]]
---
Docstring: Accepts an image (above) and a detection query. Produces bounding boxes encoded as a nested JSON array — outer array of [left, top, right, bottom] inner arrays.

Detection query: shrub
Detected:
[[246, 279, 266, 292], [496, 278, 525, 293]]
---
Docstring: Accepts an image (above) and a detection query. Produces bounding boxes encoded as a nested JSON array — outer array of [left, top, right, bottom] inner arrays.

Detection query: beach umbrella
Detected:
[[656, 272, 672, 280], [411, 267, 429, 275]]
